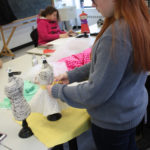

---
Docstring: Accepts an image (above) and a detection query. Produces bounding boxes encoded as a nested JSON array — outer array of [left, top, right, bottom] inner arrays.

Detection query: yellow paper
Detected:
[[40, 85, 46, 90], [17, 107, 90, 148], [51, 81, 63, 86]]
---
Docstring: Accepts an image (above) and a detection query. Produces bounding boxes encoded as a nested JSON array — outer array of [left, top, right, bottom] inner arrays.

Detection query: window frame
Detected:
[[80, 0, 93, 8]]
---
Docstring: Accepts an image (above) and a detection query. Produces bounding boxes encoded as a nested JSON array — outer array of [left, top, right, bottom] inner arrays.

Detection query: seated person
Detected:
[[37, 6, 71, 45], [0, 59, 2, 68]]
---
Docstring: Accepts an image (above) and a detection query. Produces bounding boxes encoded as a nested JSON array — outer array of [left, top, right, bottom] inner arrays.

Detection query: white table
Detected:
[[0, 54, 48, 150], [26, 24, 100, 57], [0, 54, 42, 101], [27, 36, 94, 57], [0, 24, 100, 150]]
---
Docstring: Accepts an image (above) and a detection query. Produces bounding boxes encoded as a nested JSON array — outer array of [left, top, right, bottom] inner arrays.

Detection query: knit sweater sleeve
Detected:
[[52, 29, 132, 109], [67, 62, 91, 84]]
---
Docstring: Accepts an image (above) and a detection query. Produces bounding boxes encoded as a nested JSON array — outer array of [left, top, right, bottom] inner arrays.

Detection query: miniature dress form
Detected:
[[30, 59, 62, 121], [5, 70, 33, 138], [80, 11, 90, 38]]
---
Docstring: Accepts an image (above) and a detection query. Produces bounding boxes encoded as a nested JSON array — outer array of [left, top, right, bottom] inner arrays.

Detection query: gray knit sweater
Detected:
[[52, 20, 148, 130]]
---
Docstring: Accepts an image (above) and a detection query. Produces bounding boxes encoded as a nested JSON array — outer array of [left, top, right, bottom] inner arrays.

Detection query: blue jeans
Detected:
[[92, 123, 138, 150]]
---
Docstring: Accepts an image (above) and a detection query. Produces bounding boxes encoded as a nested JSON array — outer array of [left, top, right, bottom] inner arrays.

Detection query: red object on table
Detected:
[[80, 11, 90, 33], [43, 49, 55, 54]]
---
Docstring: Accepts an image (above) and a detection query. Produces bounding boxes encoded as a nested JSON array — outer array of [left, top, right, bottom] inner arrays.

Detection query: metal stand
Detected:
[[0, 26, 16, 57], [18, 119, 33, 138], [0, 143, 12, 150]]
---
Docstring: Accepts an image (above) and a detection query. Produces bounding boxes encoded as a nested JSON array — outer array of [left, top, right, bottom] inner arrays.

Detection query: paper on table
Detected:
[[17, 107, 90, 148], [43, 49, 55, 54]]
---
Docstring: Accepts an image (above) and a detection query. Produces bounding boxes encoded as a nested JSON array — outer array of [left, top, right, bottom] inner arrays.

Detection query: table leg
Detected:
[[0, 26, 16, 57], [68, 138, 78, 150]]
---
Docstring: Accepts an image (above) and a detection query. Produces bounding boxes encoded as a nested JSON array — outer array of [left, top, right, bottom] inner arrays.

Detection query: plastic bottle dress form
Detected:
[[5, 69, 33, 138]]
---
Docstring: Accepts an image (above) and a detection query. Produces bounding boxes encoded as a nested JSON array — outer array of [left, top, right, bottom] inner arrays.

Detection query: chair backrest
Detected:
[[30, 28, 38, 47]]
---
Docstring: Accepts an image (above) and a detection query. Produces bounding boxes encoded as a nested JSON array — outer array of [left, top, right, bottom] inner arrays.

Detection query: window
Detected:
[[80, 0, 150, 9], [81, 0, 150, 8], [61, 0, 73, 6], [54, 0, 74, 8], [80, 0, 92, 8], [83, 0, 92, 7]]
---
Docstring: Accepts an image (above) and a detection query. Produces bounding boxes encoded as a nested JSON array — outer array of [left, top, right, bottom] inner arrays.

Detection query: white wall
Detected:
[[55, 0, 102, 26], [0, 22, 36, 51], [0, 0, 102, 50]]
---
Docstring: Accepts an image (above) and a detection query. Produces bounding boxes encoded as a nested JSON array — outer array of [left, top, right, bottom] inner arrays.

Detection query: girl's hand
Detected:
[[0, 59, 3, 68], [68, 30, 74, 34], [47, 73, 69, 96], [59, 33, 69, 38], [54, 72, 69, 84], [68, 30, 77, 37], [47, 85, 53, 96]]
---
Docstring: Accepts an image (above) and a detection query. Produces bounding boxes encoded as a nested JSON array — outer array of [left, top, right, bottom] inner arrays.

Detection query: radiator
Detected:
[[87, 15, 102, 25]]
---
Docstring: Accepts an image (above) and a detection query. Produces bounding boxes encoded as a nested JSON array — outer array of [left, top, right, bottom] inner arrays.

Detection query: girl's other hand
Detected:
[[59, 33, 69, 38], [54, 72, 69, 84], [46, 85, 53, 96], [0, 59, 3, 68], [68, 30, 74, 34]]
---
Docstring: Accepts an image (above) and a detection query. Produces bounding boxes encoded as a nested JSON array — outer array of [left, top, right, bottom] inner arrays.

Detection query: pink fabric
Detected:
[[58, 48, 92, 71], [37, 16, 66, 45]]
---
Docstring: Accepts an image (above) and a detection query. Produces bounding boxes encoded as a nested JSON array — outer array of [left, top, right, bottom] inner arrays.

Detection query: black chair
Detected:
[[30, 28, 38, 47], [145, 75, 150, 127], [136, 75, 150, 139]]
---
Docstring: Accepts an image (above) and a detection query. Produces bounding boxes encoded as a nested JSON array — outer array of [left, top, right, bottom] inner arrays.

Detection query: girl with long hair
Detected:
[[47, 0, 150, 149]]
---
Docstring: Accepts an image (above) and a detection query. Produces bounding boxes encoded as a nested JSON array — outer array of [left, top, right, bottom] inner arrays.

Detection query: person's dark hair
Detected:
[[40, 6, 60, 20]]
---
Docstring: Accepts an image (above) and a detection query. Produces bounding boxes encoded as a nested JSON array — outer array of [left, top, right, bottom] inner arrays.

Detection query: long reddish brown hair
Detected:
[[94, 0, 150, 72]]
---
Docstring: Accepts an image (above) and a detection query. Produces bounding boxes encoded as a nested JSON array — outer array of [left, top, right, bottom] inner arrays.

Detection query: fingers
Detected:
[[53, 73, 69, 84], [66, 33, 69, 37], [0, 59, 2, 68], [46, 85, 52, 96], [51, 81, 63, 86], [53, 79, 68, 85], [54, 74, 63, 82], [69, 30, 74, 33], [63, 80, 69, 84], [60, 33, 68, 38]]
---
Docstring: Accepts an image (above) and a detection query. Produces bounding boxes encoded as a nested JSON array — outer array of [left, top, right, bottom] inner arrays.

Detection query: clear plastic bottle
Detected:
[[32, 55, 38, 66]]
